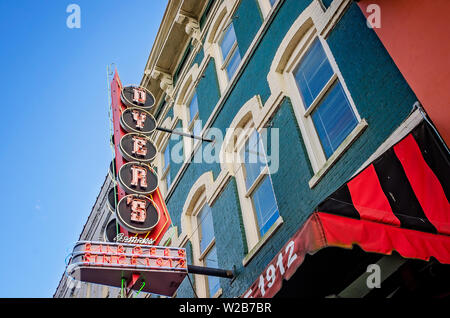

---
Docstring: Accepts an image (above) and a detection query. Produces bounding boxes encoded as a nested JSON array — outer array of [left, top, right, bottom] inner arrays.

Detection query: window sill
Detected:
[[242, 216, 284, 267], [308, 118, 368, 188]]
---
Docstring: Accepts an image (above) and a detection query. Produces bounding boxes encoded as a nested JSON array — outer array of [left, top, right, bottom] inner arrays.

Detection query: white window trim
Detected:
[[242, 215, 283, 266], [204, 0, 242, 94], [264, 0, 364, 188], [161, 142, 172, 197], [212, 288, 223, 298], [152, 1, 355, 199], [191, 197, 218, 298], [184, 90, 201, 155], [231, 120, 282, 254], [283, 28, 361, 166], [179, 171, 221, 298], [218, 95, 285, 258]]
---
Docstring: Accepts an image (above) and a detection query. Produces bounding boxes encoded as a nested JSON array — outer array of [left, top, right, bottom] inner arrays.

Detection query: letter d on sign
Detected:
[[66, 4, 81, 29]]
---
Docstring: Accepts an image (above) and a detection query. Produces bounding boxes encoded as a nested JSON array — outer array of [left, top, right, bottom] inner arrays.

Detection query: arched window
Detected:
[[174, 63, 203, 156], [218, 22, 241, 81], [290, 37, 359, 160], [268, 4, 368, 187], [181, 172, 221, 297], [220, 96, 283, 261], [205, 0, 242, 93], [234, 120, 280, 248], [187, 90, 202, 140]]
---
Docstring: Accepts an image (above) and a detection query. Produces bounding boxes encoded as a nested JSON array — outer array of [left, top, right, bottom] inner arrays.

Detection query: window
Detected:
[[292, 38, 358, 160], [197, 204, 214, 254], [194, 202, 220, 297], [180, 172, 220, 297], [219, 22, 241, 80], [196, 204, 220, 297], [204, 246, 220, 296], [205, 2, 244, 93], [188, 91, 202, 138], [162, 143, 171, 191], [269, 15, 368, 186], [240, 130, 279, 237], [221, 97, 284, 262]]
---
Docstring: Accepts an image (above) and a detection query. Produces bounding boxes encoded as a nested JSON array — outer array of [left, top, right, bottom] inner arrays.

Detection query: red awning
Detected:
[[242, 119, 450, 298]]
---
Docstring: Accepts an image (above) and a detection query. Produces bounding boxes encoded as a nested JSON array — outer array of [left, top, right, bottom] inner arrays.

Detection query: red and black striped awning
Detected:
[[316, 120, 450, 236], [242, 119, 450, 298]]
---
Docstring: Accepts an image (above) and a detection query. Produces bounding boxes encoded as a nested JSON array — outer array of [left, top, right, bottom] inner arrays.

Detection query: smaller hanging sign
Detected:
[[67, 241, 187, 296]]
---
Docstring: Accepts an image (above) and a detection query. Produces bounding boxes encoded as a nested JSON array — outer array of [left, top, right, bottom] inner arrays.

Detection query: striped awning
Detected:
[[317, 119, 450, 236], [242, 119, 450, 298]]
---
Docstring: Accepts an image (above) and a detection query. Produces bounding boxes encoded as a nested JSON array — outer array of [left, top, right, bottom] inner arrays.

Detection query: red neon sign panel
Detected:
[[110, 72, 171, 244]]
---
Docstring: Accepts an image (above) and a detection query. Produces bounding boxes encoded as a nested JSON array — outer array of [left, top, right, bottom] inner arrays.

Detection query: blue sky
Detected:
[[0, 0, 167, 297]]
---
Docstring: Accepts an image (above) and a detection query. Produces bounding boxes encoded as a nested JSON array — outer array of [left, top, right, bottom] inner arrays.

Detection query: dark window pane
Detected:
[[220, 23, 237, 61], [226, 47, 241, 80], [251, 175, 279, 236], [189, 92, 199, 124], [197, 205, 214, 254], [312, 81, 358, 158], [193, 119, 202, 137], [243, 131, 267, 189], [205, 246, 220, 296], [164, 144, 170, 169], [294, 39, 334, 109]]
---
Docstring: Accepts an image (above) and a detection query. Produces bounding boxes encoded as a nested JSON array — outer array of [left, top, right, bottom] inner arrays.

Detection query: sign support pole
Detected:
[[156, 126, 214, 143], [187, 265, 234, 279]]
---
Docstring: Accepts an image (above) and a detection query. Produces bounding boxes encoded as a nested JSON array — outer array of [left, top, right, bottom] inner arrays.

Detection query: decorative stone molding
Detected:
[[176, 10, 202, 46], [151, 70, 174, 101]]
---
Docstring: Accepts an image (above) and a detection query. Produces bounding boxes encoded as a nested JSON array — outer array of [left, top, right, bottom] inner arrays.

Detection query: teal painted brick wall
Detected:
[[321, 0, 333, 8], [325, 2, 417, 161], [175, 177, 248, 297], [164, 104, 173, 122], [197, 58, 221, 123], [169, 119, 184, 181], [210, 177, 248, 296], [233, 0, 263, 56], [166, 139, 222, 230], [191, 47, 205, 68]]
